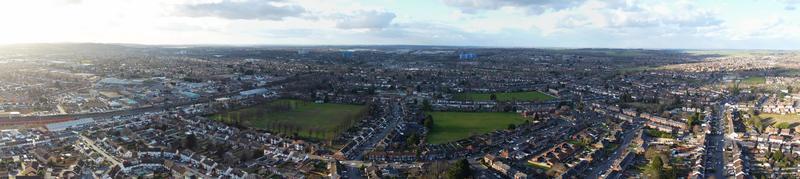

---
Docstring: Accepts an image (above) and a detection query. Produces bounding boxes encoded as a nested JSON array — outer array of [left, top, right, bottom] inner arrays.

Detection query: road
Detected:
[[468, 158, 504, 179], [706, 101, 729, 179], [338, 160, 425, 179], [78, 133, 122, 166], [587, 120, 643, 179], [352, 101, 404, 160], [344, 165, 363, 179]]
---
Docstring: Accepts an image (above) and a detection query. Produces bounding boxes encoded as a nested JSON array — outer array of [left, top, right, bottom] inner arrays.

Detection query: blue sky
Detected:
[[0, 0, 799, 49]]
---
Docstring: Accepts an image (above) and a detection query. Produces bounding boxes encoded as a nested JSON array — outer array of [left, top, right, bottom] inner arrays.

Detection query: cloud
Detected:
[[441, 0, 588, 14], [336, 22, 481, 45], [63, 0, 81, 4], [335, 10, 396, 30], [721, 16, 800, 40], [177, 0, 306, 20], [609, 3, 722, 28], [782, 0, 800, 10], [531, 0, 722, 36]]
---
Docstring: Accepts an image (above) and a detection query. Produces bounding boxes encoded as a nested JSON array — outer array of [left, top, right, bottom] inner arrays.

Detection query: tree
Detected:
[[406, 134, 420, 149], [422, 99, 432, 111], [621, 93, 634, 103], [753, 116, 764, 133], [489, 93, 497, 101], [214, 144, 228, 158], [508, 124, 516, 130], [446, 159, 471, 179], [252, 148, 264, 159], [424, 115, 434, 130], [183, 134, 197, 150], [651, 156, 663, 171], [687, 112, 701, 127], [671, 95, 682, 107], [645, 156, 664, 178], [731, 83, 741, 95], [775, 122, 791, 129]]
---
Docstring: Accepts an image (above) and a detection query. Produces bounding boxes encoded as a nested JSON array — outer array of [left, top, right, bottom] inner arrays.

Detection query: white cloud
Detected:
[[441, 0, 587, 14], [176, 0, 307, 20], [534, 1, 722, 33], [0, 0, 797, 49], [721, 16, 800, 40], [781, 0, 800, 10], [335, 10, 396, 30]]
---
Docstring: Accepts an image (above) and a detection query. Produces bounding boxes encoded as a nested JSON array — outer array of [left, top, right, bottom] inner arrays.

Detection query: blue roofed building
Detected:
[[181, 91, 200, 99], [239, 88, 270, 96], [459, 53, 477, 60]]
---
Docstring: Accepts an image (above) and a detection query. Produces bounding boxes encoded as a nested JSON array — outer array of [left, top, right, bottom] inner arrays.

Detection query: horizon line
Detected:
[[1, 42, 798, 51]]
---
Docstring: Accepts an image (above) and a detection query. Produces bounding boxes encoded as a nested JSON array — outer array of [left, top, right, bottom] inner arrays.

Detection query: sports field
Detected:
[[453, 91, 555, 102], [211, 99, 367, 140], [426, 112, 526, 144], [741, 76, 766, 85], [758, 113, 800, 128]]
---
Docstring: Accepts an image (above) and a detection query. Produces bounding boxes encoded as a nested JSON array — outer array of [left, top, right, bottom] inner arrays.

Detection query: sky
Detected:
[[0, 0, 799, 49]]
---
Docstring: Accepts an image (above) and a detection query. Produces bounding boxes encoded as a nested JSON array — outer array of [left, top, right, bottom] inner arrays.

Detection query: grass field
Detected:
[[603, 50, 648, 57], [617, 66, 657, 73], [683, 50, 776, 57], [427, 112, 526, 144], [645, 129, 675, 139], [740, 76, 766, 85], [211, 99, 367, 140], [453, 91, 555, 102], [758, 113, 800, 128]]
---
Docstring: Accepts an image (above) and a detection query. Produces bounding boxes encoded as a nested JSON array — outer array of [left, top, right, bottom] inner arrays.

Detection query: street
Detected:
[[586, 120, 643, 179], [352, 101, 405, 160], [706, 101, 728, 179]]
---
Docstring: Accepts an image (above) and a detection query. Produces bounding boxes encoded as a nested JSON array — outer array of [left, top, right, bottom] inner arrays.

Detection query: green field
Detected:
[[453, 91, 555, 102], [683, 50, 777, 57], [602, 50, 648, 57], [427, 112, 526, 144], [645, 129, 675, 139], [758, 113, 800, 128], [740, 76, 766, 85], [210, 99, 367, 140], [618, 66, 655, 73]]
